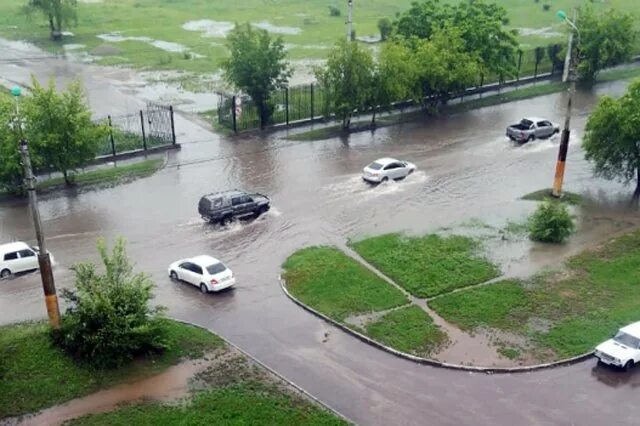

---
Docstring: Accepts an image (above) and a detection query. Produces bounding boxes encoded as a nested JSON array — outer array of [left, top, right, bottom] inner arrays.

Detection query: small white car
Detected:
[[0, 242, 54, 279], [362, 158, 416, 183], [594, 321, 640, 370], [168, 255, 235, 294]]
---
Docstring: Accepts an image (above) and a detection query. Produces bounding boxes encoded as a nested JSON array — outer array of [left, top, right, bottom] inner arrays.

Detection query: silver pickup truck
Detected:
[[506, 118, 559, 143]]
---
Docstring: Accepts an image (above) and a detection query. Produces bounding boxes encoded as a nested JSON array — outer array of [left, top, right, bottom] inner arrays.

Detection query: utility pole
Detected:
[[11, 86, 61, 328], [347, 0, 353, 42], [552, 9, 579, 198]]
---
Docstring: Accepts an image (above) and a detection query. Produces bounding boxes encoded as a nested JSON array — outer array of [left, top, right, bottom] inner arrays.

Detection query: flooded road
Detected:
[[2, 40, 640, 425]]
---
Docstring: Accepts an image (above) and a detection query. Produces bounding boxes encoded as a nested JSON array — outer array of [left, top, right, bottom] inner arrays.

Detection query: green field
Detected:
[[0, 0, 637, 75]]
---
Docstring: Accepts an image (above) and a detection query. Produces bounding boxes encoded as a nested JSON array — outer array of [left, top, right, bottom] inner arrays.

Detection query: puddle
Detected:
[[63, 44, 86, 51], [516, 27, 563, 38], [150, 40, 189, 53], [97, 33, 153, 43], [182, 20, 235, 38], [356, 35, 381, 44], [251, 21, 302, 35], [96, 33, 195, 55]]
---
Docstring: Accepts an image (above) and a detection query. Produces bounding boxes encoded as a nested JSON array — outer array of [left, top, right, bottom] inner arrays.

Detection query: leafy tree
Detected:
[[534, 46, 545, 76], [378, 18, 392, 41], [583, 79, 640, 201], [546, 43, 564, 73], [529, 202, 575, 243], [315, 39, 374, 129], [24, 0, 77, 40], [222, 23, 291, 129], [24, 78, 107, 186], [0, 95, 30, 194], [575, 6, 637, 83], [52, 238, 168, 368]]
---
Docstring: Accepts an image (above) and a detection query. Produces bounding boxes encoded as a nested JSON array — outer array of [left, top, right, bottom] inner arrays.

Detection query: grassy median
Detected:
[[430, 230, 640, 360], [350, 234, 500, 298]]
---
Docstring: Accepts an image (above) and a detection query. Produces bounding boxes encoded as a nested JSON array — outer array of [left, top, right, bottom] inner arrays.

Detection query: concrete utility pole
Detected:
[[552, 9, 579, 198], [11, 86, 61, 328], [347, 0, 354, 42]]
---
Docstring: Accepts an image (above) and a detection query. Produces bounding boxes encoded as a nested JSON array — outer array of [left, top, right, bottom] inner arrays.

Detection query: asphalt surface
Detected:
[[1, 39, 639, 426]]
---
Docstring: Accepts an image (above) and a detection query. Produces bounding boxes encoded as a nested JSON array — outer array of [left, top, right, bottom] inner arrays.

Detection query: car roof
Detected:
[[524, 117, 549, 123], [371, 157, 400, 166], [189, 255, 222, 266], [620, 321, 640, 338], [202, 189, 246, 199], [0, 242, 30, 253]]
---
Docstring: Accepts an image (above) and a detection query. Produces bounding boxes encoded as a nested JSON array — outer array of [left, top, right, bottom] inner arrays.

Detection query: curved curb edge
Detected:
[[170, 318, 354, 424], [278, 276, 594, 375]]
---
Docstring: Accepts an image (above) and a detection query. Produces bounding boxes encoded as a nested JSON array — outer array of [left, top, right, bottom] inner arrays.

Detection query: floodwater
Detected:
[[2, 38, 640, 425]]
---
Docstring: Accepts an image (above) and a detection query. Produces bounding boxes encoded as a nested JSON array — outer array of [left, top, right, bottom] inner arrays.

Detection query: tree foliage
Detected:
[[392, 0, 517, 78], [529, 202, 575, 244], [222, 23, 291, 128], [315, 39, 374, 129], [0, 95, 30, 194], [25, 78, 107, 185], [575, 6, 637, 83], [377, 18, 392, 41], [583, 79, 640, 201], [24, 0, 77, 40], [53, 238, 168, 368]]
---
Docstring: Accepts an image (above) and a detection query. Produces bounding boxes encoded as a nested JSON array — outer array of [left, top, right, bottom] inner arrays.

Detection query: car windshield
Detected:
[[613, 331, 640, 348], [206, 263, 227, 275], [368, 162, 384, 170]]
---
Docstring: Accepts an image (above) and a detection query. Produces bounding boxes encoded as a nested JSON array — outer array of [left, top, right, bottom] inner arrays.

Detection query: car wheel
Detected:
[[200, 283, 208, 294], [221, 215, 232, 226], [169, 271, 178, 281], [527, 135, 535, 142], [0, 269, 11, 279], [624, 360, 634, 371], [381, 176, 389, 183]]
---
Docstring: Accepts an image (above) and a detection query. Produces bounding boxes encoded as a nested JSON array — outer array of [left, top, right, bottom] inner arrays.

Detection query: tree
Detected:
[[24, 0, 77, 40], [0, 95, 30, 194], [52, 238, 168, 368], [575, 6, 637, 83], [222, 23, 291, 129], [583, 79, 640, 201], [378, 18, 392, 41], [24, 78, 107, 186], [315, 39, 374, 129], [546, 43, 564, 74], [529, 202, 575, 243], [533, 46, 545, 76]]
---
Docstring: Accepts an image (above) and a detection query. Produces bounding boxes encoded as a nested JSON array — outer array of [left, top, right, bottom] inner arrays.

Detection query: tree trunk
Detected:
[[48, 14, 55, 37], [63, 169, 71, 186], [634, 168, 640, 203], [371, 108, 377, 127]]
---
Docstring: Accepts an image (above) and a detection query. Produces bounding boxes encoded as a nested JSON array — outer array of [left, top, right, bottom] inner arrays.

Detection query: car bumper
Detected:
[[211, 277, 235, 292], [595, 353, 623, 367], [362, 175, 382, 183]]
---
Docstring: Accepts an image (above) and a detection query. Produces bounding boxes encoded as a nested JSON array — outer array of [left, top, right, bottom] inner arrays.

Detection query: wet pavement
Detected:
[[2, 39, 640, 425]]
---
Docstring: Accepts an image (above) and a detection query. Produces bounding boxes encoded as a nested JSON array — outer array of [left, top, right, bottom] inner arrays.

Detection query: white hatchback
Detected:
[[168, 255, 235, 294], [362, 157, 416, 183], [0, 242, 53, 279], [594, 321, 640, 370]]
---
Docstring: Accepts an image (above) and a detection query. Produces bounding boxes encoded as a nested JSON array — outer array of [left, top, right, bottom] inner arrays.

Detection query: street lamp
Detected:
[[11, 85, 61, 329], [551, 9, 579, 198]]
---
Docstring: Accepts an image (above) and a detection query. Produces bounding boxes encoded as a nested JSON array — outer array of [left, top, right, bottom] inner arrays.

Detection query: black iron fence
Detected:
[[218, 45, 564, 133], [95, 103, 177, 157]]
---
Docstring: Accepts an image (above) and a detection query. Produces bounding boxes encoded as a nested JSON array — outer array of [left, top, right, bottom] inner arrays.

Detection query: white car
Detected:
[[594, 321, 640, 370], [0, 242, 54, 279], [168, 255, 235, 294], [362, 157, 416, 183]]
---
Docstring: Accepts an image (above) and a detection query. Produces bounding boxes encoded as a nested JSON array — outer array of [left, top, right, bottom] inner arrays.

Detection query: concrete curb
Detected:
[[171, 318, 354, 424], [279, 276, 594, 374]]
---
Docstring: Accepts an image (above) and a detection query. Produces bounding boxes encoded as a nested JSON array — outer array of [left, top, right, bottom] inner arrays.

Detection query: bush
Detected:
[[52, 238, 168, 368], [529, 201, 575, 243], [543, 4, 551, 11], [328, 5, 340, 17], [378, 18, 392, 41]]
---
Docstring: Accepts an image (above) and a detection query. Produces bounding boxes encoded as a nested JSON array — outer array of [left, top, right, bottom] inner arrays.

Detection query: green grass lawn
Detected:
[[282, 246, 408, 322], [0, 319, 223, 419], [365, 305, 448, 357], [522, 188, 583, 205], [350, 234, 500, 298], [430, 230, 640, 359]]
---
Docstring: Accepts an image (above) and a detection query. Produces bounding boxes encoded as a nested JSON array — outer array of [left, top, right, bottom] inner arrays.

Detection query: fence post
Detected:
[[232, 95, 237, 134], [140, 110, 147, 151], [107, 115, 116, 157], [517, 50, 523, 82], [285, 88, 289, 125], [310, 84, 315, 121], [169, 105, 176, 145]]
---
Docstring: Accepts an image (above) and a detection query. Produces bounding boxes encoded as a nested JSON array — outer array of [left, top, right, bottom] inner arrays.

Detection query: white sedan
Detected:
[[594, 321, 640, 370], [362, 157, 416, 183], [168, 255, 235, 294]]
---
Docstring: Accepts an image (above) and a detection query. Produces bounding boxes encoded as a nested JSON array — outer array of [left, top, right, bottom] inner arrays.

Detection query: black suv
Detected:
[[198, 190, 270, 224]]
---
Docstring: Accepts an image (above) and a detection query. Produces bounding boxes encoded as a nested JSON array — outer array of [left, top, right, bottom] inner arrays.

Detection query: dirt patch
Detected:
[[91, 44, 122, 56]]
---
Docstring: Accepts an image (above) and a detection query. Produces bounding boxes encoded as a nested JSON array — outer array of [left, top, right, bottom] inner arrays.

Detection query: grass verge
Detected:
[[0, 319, 223, 419], [350, 234, 500, 298], [282, 246, 408, 322], [522, 188, 582, 205], [430, 230, 640, 360]]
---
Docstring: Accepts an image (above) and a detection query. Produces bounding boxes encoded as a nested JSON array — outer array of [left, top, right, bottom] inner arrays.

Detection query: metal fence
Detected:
[[217, 44, 565, 133], [95, 103, 176, 157]]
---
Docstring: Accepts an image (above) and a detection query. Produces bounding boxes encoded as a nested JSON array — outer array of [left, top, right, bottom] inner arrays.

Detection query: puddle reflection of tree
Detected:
[[591, 363, 640, 389]]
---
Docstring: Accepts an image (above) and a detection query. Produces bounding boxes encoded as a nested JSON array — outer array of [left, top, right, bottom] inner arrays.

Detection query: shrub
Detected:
[[378, 18, 392, 41], [328, 5, 341, 17], [543, 4, 551, 11], [529, 201, 575, 243], [52, 238, 168, 368]]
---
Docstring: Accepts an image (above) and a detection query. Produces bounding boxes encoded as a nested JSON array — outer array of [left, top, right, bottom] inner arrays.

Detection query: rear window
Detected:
[[521, 119, 533, 127], [206, 263, 227, 275], [368, 162, 384, 170]]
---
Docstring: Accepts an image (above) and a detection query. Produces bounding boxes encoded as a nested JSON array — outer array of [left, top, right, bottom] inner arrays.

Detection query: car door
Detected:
[[389, 162, 405, 179], [382, 163, 397, 179], [242, 195, 257, 214], [2, 251, 21, 273], [190, 264, 205, 286], [178, 262, 196, 285], [535, 121, 550, 138], [231, 196, 245, 216], [17, 249, 38, 272]]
